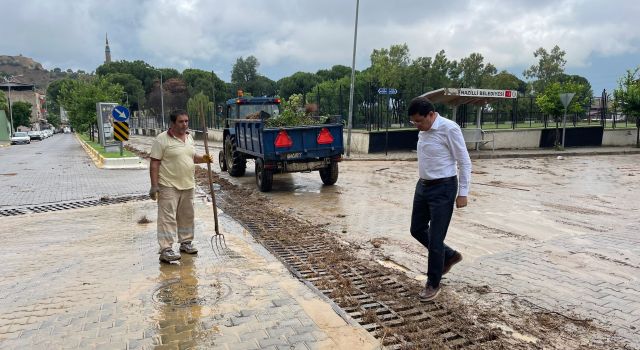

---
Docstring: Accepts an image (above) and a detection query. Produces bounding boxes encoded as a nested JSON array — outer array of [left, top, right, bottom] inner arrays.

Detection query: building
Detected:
[[0, 81, 45, 130], [105, 33, 111, 64]]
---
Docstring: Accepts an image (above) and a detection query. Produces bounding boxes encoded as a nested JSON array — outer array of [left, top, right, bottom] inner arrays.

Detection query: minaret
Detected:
[[105, 33, 112, 63]]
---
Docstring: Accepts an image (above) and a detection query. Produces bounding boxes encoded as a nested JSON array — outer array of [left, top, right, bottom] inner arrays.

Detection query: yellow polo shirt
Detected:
[[150, 130, 196, 190]]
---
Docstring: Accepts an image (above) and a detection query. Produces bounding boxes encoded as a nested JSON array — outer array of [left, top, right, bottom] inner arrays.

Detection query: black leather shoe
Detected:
[[419, 284, 441, 302], [443, 251, 463, 275]]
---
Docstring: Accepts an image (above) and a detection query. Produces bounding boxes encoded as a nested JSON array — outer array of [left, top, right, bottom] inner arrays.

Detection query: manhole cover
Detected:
[[152, 279, 230, 307]]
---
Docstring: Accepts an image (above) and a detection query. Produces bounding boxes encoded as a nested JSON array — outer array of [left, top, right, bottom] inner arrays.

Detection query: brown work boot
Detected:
[[419, 283, 441, 302], [180, 241, 198, 254], [159, 248, 181, 263], [443, 251, 463, 275]]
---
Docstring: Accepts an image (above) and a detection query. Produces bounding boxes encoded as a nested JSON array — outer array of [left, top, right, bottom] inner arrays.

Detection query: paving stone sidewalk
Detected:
[[0, 200, 378, 349]]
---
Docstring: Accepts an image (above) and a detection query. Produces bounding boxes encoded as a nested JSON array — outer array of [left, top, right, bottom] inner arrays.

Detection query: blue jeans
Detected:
[[410, 178, 458, 288]]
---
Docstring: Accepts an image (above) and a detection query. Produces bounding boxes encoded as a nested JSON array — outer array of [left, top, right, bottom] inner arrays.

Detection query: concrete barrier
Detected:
[[602, 128, 638, 146]]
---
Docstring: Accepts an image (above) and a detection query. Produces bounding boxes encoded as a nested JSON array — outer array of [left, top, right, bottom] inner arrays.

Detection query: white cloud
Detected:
[[1, 0, 638, 87]]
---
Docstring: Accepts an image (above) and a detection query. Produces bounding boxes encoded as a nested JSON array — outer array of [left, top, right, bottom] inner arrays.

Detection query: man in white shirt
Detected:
[[408, 97, 472, 301]]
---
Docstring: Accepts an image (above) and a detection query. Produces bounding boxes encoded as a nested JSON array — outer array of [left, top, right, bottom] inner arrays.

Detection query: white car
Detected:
[[11, 132, 31, 145]]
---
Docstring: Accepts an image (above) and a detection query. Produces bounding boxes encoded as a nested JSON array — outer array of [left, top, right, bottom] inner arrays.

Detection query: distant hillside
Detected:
[[0, 55, 52, 90]]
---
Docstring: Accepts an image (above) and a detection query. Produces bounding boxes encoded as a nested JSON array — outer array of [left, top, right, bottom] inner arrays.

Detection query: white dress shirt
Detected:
[[416, 113, 472, 196]]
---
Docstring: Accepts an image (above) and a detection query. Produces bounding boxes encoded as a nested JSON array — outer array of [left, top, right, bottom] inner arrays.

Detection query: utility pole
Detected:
[[211, 70, 216, 128], [346, 0, 360, 157]]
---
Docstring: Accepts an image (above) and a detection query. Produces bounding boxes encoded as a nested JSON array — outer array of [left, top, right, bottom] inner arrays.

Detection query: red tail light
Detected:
[[317, 128, 334, 145], [274, 130, 293, 148]]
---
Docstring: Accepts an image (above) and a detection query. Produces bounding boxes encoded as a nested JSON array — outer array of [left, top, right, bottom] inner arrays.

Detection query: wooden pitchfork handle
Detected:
[[199, 104, 220, 235]]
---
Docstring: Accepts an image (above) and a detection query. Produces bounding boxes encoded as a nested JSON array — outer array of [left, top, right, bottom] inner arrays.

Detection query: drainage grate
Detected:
[[232, 215, 498, 349], [0, 194, 150, 217]]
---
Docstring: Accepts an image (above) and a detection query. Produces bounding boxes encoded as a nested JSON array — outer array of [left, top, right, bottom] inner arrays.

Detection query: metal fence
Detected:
[[129, 86, 639, 132]]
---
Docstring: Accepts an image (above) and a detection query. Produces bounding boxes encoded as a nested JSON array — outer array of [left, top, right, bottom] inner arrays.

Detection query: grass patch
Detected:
[[78, 133, 137, 158]]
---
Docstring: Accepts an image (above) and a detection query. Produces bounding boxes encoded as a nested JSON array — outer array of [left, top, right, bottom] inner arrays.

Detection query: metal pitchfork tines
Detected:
[[210, 231, 227, 255]]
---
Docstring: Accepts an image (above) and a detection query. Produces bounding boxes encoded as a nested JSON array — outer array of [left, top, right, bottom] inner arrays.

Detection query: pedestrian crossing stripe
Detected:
[[113, 121, 129, 141]]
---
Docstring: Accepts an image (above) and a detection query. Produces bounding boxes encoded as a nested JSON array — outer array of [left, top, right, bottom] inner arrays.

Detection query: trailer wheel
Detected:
[[255, 158, 273, 192], [319, 161, 339, 185], [218, 150, 227, 172], [224, 135, 246, 177]]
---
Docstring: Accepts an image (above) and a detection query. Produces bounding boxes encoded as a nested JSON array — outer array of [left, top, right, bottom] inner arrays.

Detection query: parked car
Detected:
[[27, 130, 43, 141], [11, 132, 31, 145], [63, 127, 71, 134]]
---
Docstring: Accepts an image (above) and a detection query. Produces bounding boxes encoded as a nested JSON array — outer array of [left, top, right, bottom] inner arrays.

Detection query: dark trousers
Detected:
[[410, 177, 458, 288]]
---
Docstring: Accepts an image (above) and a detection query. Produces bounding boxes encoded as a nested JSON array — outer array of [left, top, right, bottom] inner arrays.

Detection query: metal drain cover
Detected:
[[153, 279, 230, 307]]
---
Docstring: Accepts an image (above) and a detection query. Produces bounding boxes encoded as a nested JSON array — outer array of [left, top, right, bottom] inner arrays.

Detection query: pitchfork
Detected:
[[197, 101, 227, 254]]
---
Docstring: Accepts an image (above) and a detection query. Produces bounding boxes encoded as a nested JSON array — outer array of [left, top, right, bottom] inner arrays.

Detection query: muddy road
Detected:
[[128, 137, 639, 348]]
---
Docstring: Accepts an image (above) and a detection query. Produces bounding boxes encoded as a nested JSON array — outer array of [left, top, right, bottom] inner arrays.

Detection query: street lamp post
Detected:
[[8, 84, 14, 134], [346, 0, 360, 157], [159, 71, 165, 129]]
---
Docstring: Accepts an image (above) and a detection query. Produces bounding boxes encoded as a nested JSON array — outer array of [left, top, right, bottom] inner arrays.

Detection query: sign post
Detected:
[[559, 93, 575, 150], [111, 105, 130, 156]]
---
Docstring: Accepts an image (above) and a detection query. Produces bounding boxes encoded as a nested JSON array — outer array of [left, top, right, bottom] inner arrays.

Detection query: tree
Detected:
[[457, 53, 497, 88], [523, 45, 567, 93], [536, 81, 590, 148], [59, 77, 124, 132], [182, 68, 226, 108], [0, 90, 7, 114], [104, 73, 145, 110], [614, 67, 640, 124], [316, 65, 351, 82], [370, 43, 411, 88], [485, 71, 526, 92], [147, 78, 189, 117], [96, 60, 159, 93], [231, 56, 260, 90], [277, 72, 319, 100], [187, 92, 213, 130], [12, 101, 33, 129]]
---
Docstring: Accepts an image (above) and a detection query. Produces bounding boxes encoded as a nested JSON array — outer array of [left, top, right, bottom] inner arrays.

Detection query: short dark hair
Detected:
[[407, 97, 435, 117], [170, 109, 189, 123]]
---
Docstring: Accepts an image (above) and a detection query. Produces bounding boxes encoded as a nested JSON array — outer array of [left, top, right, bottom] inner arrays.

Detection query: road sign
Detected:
[[378, 88, 398, 95], [559, 93, 575, 108], [113, 121, 129, 141], [111, 105, 130, 122]]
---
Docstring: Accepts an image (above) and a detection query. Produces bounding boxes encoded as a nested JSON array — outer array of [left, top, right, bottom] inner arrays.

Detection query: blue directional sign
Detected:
[[111, 105, 130, 122], [378, 88, 398, 95]]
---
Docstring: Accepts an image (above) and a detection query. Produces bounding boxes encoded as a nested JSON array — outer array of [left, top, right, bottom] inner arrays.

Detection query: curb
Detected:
[[344, 148, 640, 161], [75, 134, 147, 169]]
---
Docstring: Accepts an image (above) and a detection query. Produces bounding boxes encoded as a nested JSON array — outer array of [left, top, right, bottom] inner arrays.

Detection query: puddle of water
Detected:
[[491, 322, 539, 343]]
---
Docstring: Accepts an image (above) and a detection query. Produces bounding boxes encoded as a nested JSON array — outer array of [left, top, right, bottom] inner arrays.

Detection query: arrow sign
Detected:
[[111, 105, 130, 122], [378, 88, 398, 95], [559, 93, 575, 109]]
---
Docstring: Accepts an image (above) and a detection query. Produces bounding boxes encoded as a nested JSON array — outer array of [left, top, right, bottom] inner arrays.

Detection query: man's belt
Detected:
[[419, 175, 457, 186]]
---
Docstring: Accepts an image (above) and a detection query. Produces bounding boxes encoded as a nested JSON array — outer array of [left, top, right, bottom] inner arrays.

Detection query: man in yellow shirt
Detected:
[[149, 110, 212, 263]]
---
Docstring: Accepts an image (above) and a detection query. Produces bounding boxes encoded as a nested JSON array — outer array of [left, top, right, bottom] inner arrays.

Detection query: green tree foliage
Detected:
[[277, 72, 319, 100], [96, 60, 159, 93], [614, 67, 640, 121], [182, 69, 226, 107], [231, 56, 259, 89], [265, 93, 318, 127], [536, 81, 589, 118], [12, 101, 33, 129], [457, 53, 497, 88], [316, 65, 351, 82], [59, 77, 124, 132], [104, 73, 145, 110], [186, 92, 213, 129], [0, 90, 7, 113], [485, 71, 526, 91], [523, 45, 567, 93], [370, 43, 411, 88]]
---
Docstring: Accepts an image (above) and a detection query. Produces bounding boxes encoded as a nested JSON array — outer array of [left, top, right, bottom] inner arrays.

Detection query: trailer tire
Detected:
[[224, 135, 246, 177], [218, 150, 227, 172], [255, 158, 273, 192], [319, 161, 339, 185]]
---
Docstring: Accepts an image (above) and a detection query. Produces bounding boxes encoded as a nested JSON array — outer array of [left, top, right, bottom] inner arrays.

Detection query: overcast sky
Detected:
[[1, 0, 639, 93]]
